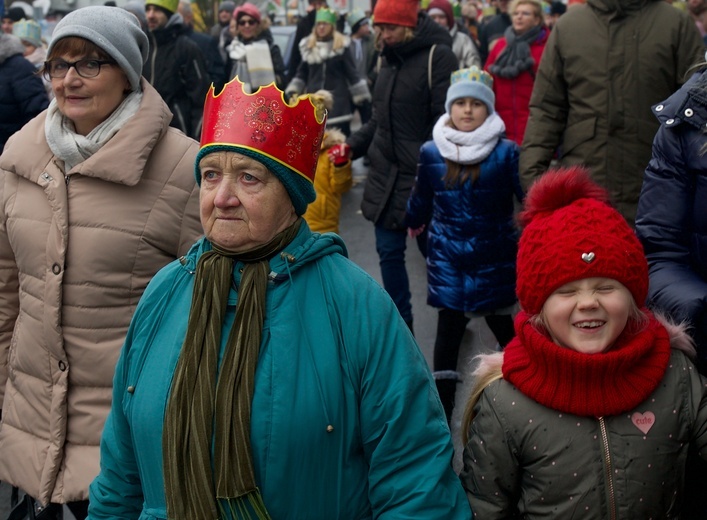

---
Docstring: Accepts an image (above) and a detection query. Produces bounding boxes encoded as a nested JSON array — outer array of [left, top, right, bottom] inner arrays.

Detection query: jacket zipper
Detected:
[[599, 417, 617, 520], [150, 35, 157, 84]]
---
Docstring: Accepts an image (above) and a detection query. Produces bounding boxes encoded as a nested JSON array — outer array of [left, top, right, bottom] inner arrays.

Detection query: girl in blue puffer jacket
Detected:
[[406, 66, 523, 422]]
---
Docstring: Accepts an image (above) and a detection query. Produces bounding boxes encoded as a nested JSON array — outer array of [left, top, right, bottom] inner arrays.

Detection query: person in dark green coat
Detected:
[[519, 0, 704, 225], [461, 167, 707, 519], [88, 79, 472, 520]]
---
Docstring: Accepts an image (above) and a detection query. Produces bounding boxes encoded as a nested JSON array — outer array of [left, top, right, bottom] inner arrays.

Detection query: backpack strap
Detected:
[[428, 44, 436, 90]]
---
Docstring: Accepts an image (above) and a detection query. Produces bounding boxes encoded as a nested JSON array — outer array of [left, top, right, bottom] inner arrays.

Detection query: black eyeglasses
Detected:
[[43, 58, 116, 80], [238, 18, 258, 26]]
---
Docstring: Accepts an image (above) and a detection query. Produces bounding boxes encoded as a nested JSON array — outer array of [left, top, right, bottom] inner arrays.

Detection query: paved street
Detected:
[[0, 158, 496, 517]]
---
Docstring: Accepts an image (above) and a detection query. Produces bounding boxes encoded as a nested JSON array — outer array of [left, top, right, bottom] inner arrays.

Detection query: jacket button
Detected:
[[58, 361, 67, 371], [685, 108, 694, 117], [127, 386, 135, 394], [655, 104, 664, 112], [52, 263, 61, 275], [666, 118, 675, 125]]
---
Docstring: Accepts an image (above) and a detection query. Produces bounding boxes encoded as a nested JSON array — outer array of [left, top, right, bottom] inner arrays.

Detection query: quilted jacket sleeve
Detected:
[[518, 25, 568, 191], [405, 141, 438, 229], [635, 121, 707, 354], [461, 382, 522, 519], [0, 169, 19, 407]]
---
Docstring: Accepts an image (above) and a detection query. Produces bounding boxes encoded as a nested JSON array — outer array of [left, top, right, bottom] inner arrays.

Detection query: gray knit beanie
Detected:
[[48, 6, 148, 91]]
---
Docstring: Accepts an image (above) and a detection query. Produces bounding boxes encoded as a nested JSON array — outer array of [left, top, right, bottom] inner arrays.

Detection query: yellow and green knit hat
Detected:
[[147, 0, 178, 15]]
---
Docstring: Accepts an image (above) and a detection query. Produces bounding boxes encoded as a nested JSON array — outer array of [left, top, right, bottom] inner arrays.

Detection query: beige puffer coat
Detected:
[[0, 80, 203, 505]]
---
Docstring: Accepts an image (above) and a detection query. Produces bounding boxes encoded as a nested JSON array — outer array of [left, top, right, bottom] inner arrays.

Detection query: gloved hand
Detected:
[[327, 143, 351, 167], [408, 224, 425, 238]]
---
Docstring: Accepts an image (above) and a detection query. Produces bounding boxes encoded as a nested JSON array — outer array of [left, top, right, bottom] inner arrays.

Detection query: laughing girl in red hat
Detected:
[[460, 167, 707, 519]]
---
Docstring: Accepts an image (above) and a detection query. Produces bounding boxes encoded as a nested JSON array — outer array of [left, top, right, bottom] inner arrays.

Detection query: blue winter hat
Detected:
[[445, 66, 495, 114]]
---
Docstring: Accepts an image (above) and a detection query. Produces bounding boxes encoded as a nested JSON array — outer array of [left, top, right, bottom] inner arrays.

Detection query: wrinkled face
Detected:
[[237, 15, 259, 39], [315, 21, 333, 39], [50, 52, 130, 136], [450, 97, 488, 132], [199, 151, 297, 253], [512, 2, 541, 34], [429, 12, 449, 28], [146, 5, 169, 31], [377, 23, 407, 46], [542, 277, 633, 355]]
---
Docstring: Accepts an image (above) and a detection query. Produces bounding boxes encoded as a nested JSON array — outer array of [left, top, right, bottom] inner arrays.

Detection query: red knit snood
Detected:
[[502, 311, 671, 417]]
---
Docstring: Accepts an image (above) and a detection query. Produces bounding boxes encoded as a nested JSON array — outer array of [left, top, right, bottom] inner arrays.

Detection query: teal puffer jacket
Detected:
[[89, 223, 472, 520]]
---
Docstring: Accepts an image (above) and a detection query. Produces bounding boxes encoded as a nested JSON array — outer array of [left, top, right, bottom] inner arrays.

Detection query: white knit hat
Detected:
[[48, 6, 148, 91]]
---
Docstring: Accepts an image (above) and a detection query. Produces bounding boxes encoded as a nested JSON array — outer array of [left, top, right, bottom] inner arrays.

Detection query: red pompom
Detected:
[[518, 167, 611, 228]]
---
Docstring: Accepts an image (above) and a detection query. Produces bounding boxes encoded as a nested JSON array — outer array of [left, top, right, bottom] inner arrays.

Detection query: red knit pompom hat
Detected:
[[373, 0, 419, 28], [516, 167, 648, 315]]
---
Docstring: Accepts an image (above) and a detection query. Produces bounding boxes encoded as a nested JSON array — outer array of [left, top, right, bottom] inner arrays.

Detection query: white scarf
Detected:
[[45, 90, 143, 172], [432, 112, 506, 165]]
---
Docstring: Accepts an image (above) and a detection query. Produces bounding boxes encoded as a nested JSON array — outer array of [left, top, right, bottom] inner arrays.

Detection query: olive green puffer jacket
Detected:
[[462, 349, 707, 519]]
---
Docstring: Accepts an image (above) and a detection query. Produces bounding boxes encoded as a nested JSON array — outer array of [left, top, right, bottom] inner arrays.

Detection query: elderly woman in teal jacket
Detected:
[[87, 79, 471, 520]]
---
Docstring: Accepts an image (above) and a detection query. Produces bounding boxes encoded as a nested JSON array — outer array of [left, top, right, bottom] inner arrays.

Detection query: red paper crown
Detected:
[[200, 79, 326, 183]]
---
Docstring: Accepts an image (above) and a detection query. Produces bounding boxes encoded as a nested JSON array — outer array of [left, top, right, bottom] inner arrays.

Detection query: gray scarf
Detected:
[[45, 90, 142, 171], [488, 25, 543, 79]]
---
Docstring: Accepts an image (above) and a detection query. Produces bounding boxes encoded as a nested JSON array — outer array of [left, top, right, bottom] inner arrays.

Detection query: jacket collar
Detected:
[[652, 70, 707, 130], [0, 80, 174, 186]]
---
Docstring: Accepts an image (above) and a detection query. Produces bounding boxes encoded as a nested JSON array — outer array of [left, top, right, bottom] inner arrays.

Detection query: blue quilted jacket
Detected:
[[406, 138, 523, 313], [636, 70, 707, 361]]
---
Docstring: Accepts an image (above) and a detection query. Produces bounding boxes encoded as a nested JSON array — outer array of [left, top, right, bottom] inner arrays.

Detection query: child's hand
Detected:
[[328, 143, 351, 167], [408, 225, 425, 238]]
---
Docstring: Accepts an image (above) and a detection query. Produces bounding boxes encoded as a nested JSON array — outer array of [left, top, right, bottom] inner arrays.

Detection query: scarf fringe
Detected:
[[219, 489, 272, 520]]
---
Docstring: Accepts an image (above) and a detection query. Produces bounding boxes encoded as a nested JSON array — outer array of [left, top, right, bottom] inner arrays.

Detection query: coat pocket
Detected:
[[562, 116, 597, 156]]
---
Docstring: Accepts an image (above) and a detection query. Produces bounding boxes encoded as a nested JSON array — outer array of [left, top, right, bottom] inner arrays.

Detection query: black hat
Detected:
[[550, 1, 566, 15], [3, 6, 27, 21]]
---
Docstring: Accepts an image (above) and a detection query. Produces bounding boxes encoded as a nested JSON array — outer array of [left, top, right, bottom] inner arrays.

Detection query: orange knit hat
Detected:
[[373, 0, 419, 27]]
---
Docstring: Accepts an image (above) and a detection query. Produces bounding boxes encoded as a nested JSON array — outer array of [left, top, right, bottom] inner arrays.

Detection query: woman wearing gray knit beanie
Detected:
[[0, 5, 203, 519]]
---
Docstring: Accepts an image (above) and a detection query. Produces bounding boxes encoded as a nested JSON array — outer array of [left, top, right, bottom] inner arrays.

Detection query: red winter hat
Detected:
[[427, 0, 455, 29], [235, 2, 261, 23], [516, 167, 648, 315], [373, 0, 419, 28]]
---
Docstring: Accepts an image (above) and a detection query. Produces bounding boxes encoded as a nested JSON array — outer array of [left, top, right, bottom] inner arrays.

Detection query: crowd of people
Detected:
[[2, 0, 707, 518]]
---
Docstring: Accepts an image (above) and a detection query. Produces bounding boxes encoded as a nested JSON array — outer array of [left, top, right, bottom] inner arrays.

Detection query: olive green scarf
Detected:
[[163, 219, 302, 520]]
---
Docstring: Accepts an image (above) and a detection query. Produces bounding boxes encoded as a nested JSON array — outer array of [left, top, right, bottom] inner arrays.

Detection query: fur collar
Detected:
[[0, 34, 25, 64], [321, 128, 346, 149], [299, 35, 350, 65]]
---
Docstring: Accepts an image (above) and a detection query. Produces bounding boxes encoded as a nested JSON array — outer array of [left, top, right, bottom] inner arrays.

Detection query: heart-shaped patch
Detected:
[[631, 411, 655, 435], [581, 252, 595, 263]]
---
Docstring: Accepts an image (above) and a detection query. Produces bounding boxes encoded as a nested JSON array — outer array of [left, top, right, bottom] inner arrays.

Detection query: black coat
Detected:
[[145, 17, 210, 139], [184, 25, 226, 91], [347, 13, 458, 230], [0, 35, 48, 151], [636, 71, 707, 363]]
